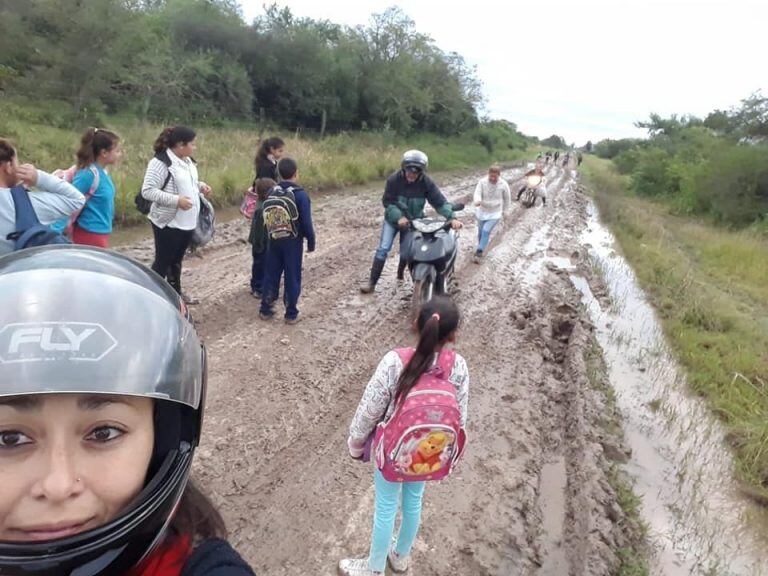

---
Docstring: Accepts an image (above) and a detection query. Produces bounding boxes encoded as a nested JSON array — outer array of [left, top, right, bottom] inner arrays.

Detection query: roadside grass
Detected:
[[582, 157, 768, 503], [584, 339, 649, 575], [0, 100, 527, 227]]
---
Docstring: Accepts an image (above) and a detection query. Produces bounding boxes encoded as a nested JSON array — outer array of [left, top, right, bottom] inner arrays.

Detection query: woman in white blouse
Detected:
[[141, 126, 211, 304]]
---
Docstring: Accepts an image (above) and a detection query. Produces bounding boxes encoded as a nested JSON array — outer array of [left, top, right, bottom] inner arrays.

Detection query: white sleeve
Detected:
[[451, 354, 470, 427], [29, 170, 86, 225], [501, 180, 511, 213], [348, 350, 401, 443], [473, 179, 483, 206]]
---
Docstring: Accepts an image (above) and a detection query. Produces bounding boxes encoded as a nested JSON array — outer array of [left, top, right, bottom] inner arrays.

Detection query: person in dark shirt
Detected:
[[259, 157, 316, 324], [254, 136, 285, 181], [360, 150, 461, 294]]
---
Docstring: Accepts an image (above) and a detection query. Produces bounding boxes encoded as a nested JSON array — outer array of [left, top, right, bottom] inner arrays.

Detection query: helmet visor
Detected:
[[0, 268, 203, 408]]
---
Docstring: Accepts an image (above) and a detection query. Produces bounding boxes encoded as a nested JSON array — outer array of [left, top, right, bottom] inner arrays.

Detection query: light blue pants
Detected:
[[476, 218, 500, 253], [367, 469, 426, 572], [374, 220, 405, 262]]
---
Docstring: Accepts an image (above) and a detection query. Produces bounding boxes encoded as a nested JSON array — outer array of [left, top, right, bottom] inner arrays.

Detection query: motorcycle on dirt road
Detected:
[[399, 202, 465, 319], [519, 174, 543, 208]]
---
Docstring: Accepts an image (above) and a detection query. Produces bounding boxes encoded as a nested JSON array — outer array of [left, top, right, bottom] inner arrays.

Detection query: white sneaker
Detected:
[[388, 548, 411, 573], [338, 557, 382, 576]]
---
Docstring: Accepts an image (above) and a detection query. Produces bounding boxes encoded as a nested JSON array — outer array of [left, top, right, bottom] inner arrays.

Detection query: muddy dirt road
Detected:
[[121, 164, 635, 575]]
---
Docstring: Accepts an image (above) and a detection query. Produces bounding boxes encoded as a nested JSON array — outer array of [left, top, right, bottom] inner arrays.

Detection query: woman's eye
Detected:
[[0, 430, 33, 448], [86, 426, 124, 443]]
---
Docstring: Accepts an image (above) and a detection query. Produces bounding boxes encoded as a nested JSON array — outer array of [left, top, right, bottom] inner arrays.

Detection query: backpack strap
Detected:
[[66, 165, 100, 234], [394, 347, 415, 365], [394, 347, 455, 376], [7, 185, 39, 235], [436, 348, 456, 377]]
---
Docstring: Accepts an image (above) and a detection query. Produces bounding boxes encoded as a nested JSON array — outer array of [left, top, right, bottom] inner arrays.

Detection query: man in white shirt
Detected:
[[473, 165, 511, 262]]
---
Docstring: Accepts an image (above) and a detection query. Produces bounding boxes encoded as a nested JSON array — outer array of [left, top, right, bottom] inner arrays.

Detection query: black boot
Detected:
[[396, 259, 407, 280], [360, 258, 386, 294]]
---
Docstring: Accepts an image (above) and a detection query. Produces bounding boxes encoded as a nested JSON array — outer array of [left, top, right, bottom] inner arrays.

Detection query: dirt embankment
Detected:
[[119, 164, 638, 575]]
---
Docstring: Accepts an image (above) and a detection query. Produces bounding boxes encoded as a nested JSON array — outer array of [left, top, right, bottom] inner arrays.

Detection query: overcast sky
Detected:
[[240, 0, 767, 144]]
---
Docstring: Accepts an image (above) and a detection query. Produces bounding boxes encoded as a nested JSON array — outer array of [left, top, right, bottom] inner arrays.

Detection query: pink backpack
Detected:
[[240, 184, 259, 219], [373, 348, 467, 483]]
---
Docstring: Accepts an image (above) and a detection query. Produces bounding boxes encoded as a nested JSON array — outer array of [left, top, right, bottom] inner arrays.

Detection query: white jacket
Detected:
[[141, 150, 206, 230], [474, 176, 511, 220]]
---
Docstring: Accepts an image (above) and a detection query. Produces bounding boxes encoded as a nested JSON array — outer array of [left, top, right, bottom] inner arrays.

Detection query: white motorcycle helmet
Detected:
[[401, 150, 429, 173]]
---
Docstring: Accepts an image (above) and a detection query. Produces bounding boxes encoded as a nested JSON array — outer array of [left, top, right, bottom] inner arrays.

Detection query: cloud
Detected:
[[240, 0, 768, 142]]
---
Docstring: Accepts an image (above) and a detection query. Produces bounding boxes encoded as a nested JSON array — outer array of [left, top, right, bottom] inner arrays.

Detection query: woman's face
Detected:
[[173, 139, 197, 159], [0, 394, 154, 542], [270, 146, 284, 160]]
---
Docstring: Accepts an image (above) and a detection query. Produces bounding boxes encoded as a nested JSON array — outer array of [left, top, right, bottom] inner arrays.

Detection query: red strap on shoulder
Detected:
[[395, 347, 455, 375], [394, 347, 415, 365], [436, 348, 456, 376]]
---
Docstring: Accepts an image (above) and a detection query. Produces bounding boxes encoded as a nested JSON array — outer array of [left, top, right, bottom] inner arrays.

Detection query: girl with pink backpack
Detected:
[[339, 296, 469, 576]]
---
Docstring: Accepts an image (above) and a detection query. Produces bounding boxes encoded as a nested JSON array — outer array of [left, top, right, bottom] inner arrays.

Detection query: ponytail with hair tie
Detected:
[[76, 127, 119, 169], [394, 296, 459, 406]]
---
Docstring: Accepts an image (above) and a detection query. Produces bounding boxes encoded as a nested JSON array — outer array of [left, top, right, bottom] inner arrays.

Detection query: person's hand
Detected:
[[397, 217, 409, 229], [474, 200, 482, 207], [200, 183, 212, 196], [177, 196, 194, 210], [16, 164, 38, 188], [450, 219, 463, 230]]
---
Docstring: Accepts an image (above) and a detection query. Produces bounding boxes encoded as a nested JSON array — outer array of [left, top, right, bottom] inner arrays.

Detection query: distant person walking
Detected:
[[473, 164, 511, 262]]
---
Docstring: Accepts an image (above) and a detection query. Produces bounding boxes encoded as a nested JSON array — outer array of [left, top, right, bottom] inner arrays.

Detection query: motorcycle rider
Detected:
[[516, 164, 547, 206], [360, 150, 461, 294], [0, 247, 255, 576]]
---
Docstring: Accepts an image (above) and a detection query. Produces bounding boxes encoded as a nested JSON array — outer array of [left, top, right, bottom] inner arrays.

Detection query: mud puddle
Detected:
[[571, 201, 768, 575]]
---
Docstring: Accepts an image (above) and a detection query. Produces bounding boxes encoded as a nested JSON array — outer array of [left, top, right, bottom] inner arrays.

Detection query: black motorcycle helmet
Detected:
[[0, 246, 206, 576]]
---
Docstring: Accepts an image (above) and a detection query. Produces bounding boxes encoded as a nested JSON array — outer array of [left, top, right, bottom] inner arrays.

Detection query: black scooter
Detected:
[[399, 203, 465, 318]]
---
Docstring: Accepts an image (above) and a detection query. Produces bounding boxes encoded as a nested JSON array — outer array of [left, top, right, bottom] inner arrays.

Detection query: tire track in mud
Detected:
[[119, 163, 633, 575]]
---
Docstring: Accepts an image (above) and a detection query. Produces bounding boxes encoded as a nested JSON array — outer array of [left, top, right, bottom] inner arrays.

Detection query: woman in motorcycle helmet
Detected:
[[0, 246, 254, 576]]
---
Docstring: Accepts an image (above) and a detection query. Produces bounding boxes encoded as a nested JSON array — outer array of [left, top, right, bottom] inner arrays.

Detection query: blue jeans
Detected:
[[374, 220, 405, 262], [476, 218, 500, 253], [367, 469, 426, 572], [260, 239, 303, 320]]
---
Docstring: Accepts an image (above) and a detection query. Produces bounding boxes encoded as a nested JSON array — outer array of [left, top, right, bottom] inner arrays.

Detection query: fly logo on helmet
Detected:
[[0, 322, 117, 363]]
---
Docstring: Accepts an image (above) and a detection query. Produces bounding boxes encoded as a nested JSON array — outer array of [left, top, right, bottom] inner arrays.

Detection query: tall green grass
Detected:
[[582, 157, 768, 501], [0, 100, 527, 226]]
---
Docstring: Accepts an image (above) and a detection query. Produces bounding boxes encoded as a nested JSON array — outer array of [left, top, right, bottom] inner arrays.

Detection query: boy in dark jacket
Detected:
[[360, 149, 461, 294], [259, 157, 315, 324]]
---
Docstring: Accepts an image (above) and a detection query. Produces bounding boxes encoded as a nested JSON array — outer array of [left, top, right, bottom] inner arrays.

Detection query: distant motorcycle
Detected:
[[519, 174, 543, 208], [399, 203, 465, 319]]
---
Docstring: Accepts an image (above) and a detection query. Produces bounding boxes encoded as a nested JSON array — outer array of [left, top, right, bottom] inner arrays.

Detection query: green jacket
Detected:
[[382, 170, 453, 226]]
